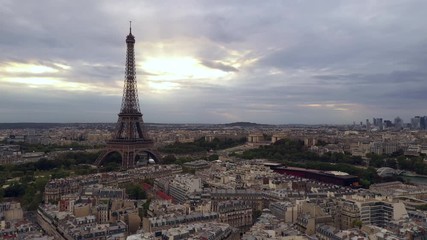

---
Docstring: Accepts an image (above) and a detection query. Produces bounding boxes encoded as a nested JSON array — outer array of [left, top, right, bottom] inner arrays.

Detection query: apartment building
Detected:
[[336, 195, 408, 229], [214, 200, 253, 229], [168, 174, 202, 204]]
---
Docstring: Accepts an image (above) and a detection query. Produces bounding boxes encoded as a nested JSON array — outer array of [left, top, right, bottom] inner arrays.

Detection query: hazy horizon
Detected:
[[0, 119, 416, 126], [1, 1, 427, 124]]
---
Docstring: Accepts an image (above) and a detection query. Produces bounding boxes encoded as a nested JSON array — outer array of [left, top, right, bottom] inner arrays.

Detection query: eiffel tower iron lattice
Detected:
[[95, 24, 161, 169]]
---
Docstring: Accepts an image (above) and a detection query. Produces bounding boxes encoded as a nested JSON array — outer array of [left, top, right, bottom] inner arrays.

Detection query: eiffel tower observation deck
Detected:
[[95, 23, 161, 169]]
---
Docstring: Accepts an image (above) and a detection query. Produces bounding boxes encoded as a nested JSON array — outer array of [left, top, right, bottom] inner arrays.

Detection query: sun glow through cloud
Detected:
[[0, 61, 124, 95], [147, 81, 181, 92], [300, 103, 357, 112], [140, 56, 235, 93], [141, 57, 230, 81], [53, 63, 71, 70], [1, 63, 59, 74], [3, 77, 91, 91]]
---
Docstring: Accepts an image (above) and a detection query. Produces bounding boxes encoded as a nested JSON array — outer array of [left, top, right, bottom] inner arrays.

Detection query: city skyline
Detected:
[[1, 1, 427, 124]]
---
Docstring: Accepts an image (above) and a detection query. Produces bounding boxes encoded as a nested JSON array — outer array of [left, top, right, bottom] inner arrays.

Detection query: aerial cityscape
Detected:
[[1, 1, 427, 239]]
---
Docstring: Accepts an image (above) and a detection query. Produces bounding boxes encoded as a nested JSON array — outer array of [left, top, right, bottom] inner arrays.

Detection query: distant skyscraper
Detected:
[[373, 118, 383, 130], [394, 117, 403, 130], [383, 120, 392, 129], [411, 116, 421, 130], [420, 116, 427, 130]]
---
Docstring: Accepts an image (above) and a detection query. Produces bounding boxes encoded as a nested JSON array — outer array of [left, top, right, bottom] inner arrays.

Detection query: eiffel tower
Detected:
[[95, 23, 161, 169]]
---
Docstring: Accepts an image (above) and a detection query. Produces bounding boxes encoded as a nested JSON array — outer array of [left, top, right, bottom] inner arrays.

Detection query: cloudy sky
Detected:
[[1, 0, 426, 124]]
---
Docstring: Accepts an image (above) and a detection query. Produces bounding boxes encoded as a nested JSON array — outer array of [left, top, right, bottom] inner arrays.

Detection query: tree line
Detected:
[[236, 139, 413, 187], [0, 151, 101, 210], [159, 137, 246, 154]]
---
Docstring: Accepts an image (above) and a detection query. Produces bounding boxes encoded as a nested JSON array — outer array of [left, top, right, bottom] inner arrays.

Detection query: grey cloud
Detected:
[[383, 87, 427, 101], [313, 71, 427, 85], [200, 60, 238, 72], [1, 0, 427, 124]]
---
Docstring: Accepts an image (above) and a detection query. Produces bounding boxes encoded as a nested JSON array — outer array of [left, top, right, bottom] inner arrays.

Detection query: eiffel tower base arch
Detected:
[[95, 141, 162, 169]]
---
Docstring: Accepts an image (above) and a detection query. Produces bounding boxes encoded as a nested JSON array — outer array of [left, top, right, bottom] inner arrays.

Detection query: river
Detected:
[[401, 175, 427, 185]]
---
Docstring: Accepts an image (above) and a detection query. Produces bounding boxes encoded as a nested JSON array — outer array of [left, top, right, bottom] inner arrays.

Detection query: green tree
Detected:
[[143, 178, 154, 185], [385, 159, 397, 168], [51, 169, 70, 179], [22, 186, 42, 210], [414, 161, 427, 174], [34, 177, 49, 192], [397, 156, 410, 170], [352, 220, 363, 229], [20, 174, 35, 184], [125, 184, 147, 200], [208, 154, 219, 161], [0, 189, 4, 201], [359, 179, 371, 188], [182, 167, 196, 175], [159, 137, 246, 154], [360, 167, 378, 187], [369, 158, 384, 168], [3, 183, 25, 198], [62, 151, 100, 165], [102, 162, 121, 172], [61, 158, 75, 169], [350, 156, 364, 165], [316, 140, 328, 147], [415, 204, 427, 211], [141, 198, 151, 217], [162, 155, 177, 164], [34, 158, 58, 171], [74, 166, 97, 176], [175, 157, 194, 165], [252, 210, 262, 222]]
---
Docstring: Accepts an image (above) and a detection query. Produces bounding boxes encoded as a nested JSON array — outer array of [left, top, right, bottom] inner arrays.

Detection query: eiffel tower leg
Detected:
[[128, 151, 135, 169], [147, 149, 162, 164], [122, 152, 128, 170], [121, 151, 135, 170], [95, 150, 108, 166]]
